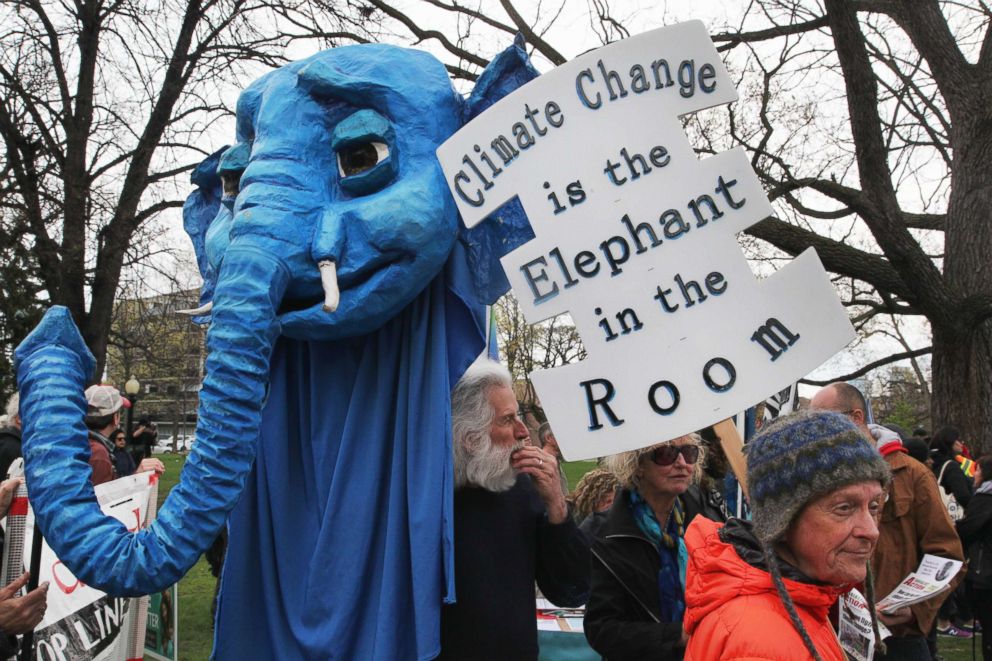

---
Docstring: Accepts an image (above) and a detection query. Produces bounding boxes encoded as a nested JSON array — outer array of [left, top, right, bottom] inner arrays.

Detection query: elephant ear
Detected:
[[454, 36, 539, 305], [463, 34, 540, 123], [182, 146, 227, 321]]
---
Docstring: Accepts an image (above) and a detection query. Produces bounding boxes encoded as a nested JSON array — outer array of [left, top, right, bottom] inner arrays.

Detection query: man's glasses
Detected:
[[649, 445, 700, 467]]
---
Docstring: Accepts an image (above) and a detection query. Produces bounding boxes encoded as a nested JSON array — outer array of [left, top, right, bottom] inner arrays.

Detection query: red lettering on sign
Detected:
[[51, 560, 85, 594], [127, 507, 142, 532]]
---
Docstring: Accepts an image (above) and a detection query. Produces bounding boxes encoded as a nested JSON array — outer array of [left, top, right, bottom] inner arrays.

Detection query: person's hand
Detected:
[[0, 573, 48, 634], [680, 627, 689, 646], [511, 445, 567, 524], [876, 606, 913, 627], [137, 458, 165, 475], [0, 478, 23, 518], [868, 424, 900, 448]]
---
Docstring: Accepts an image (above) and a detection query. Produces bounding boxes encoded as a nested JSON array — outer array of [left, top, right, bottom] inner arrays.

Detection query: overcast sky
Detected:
[[146, 1, 932, 396]]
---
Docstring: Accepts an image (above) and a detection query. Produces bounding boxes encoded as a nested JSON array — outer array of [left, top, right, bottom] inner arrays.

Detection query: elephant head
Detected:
[[14, 41, 536, 594]]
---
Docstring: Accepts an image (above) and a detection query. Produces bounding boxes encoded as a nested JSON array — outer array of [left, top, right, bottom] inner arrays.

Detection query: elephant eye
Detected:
[[337, 141, 390, 178], [221, 171, 242, 196]]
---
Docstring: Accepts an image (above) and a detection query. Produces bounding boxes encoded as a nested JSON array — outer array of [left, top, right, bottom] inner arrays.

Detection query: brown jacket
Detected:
[[873, 449, 964, 637]]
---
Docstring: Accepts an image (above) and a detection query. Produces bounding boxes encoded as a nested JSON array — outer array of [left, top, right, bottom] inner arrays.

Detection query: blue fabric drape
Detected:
[[212, 214, 526, 659], [214, 273, 480, 660]]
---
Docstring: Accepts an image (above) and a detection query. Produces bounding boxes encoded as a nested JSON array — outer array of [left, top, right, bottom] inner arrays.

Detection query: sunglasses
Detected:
[[649, 445, 700, 467]]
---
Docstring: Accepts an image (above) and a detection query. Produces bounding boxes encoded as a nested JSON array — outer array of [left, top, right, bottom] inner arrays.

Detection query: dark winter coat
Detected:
[[112, 446, 136, 478], [583, 489, 706, 661], [957, 489, 992, 589], [438, 475, 590, 661], [934, 455, 974, 508], [579, 510, 609, 539], [0, 426, 22, 480], [680, 483, 728, 524]]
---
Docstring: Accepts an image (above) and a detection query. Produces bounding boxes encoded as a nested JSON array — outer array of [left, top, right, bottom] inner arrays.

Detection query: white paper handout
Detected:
[[875, 554, 962, 615], [838, 588, 892, 661]]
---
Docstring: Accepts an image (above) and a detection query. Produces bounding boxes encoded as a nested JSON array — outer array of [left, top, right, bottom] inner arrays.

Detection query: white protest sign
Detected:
[[438, 21, 855, 460], [5, 472, 158, 660]]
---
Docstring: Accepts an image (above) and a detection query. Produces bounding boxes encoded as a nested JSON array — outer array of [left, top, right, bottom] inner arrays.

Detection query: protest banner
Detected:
[[438, 22, 856, 461], [1, 471, 159, 661]]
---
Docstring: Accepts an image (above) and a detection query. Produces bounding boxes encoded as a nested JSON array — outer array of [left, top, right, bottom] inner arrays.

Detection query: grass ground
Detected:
[[942, 635, 981, 661], [562, 459, 599, 489], [155, 453, 214, 660], [156, 455, 980, 661]]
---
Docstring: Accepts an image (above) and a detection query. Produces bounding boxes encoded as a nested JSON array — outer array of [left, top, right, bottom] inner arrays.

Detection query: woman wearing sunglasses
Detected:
[[583, 435, 705, 660], [111, 428, 136, 478]]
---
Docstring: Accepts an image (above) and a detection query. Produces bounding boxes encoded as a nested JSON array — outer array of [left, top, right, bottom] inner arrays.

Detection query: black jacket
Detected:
[[934, 456, 973, 508], [112, 446, 136, 478], [957, 490, 992, 588], [0, 427, 19, 652], [0, 426, 22, 480], [438, 475, 590, 660], [680, 483, 728, 524], [579, 510, 609, 539], [584, 489, 704, 661]]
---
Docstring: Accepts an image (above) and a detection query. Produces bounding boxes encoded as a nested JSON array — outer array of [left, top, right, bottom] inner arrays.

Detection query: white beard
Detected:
[[458, 439, 524, 492]]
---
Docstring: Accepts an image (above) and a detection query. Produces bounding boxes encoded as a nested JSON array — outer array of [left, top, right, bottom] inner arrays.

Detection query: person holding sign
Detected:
[[583, 434, 705, 660], [0, 478, 49, 655], [84, 386, 164, 485], [683, 410, 891, 661]]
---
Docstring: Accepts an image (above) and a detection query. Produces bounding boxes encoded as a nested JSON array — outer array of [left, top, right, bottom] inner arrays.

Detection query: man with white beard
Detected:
[[437, 360, 590, 660]]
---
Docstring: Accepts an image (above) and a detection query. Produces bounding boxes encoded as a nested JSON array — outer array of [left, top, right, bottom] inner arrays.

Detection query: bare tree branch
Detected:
[[801, 346, 933, 385]]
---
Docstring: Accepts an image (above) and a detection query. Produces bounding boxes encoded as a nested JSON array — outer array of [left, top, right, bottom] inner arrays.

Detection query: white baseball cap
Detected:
[[84, 385, 129, 416]]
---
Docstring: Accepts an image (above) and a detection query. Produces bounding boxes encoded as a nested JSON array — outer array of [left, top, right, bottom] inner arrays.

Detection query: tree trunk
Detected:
[[932, 78, 992, 454], [931, 322, 992, 455]]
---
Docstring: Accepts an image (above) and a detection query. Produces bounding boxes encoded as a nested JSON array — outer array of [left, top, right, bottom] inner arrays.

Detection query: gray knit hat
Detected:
[[746, 409, 891, 544]]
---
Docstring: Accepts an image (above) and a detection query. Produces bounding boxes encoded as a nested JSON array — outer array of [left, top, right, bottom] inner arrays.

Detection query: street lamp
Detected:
[[124, 376, 140, 441]]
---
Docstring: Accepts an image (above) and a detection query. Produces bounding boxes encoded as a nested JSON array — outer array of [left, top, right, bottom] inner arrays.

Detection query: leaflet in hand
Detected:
[[875, 554, 962, 615]]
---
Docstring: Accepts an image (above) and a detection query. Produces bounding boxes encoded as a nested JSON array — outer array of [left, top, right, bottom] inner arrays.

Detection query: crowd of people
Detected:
[[0, 364, 987, 660], [440, 364, 984, 661], [0, 385, 166, 656]]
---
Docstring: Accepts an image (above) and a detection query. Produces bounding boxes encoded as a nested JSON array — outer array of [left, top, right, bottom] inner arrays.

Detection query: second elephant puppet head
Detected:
[[15, 39, 537, 595]]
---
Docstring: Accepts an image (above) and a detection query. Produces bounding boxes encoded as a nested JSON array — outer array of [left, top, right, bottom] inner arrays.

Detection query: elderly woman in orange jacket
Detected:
[[684, 410, 892, 661]]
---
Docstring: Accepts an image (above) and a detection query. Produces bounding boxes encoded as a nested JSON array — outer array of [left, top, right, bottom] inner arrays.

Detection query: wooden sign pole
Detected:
[[713, 417, 749, 501]]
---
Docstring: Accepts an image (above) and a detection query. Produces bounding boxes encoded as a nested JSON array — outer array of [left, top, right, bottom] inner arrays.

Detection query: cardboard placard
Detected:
[[438, 22, 855, 460]]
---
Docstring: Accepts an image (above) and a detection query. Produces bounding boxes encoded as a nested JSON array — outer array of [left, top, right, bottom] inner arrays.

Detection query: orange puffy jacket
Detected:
[[683, 517, 847, 661]]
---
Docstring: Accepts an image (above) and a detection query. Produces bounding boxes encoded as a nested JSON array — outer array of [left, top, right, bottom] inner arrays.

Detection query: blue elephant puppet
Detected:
[[16, 42, 538, 659]]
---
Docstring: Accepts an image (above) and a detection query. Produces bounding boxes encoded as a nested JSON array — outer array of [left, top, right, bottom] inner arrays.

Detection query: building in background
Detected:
[[105, 288, 206, 449]]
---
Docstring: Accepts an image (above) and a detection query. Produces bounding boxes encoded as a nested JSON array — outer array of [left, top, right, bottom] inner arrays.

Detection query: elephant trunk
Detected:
[[16, 243, 289, 595]]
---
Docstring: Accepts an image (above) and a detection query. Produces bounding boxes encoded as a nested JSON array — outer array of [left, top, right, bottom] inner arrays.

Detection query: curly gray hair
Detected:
[[602, 433, 705, 490]]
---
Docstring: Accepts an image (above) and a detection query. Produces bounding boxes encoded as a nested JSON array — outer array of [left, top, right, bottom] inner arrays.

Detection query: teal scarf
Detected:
[[630, 489, 687, 623]]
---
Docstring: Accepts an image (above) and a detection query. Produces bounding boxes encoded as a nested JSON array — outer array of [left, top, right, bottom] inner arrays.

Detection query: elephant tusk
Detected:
[[177, 301, 213, 316], [318, 260, 340, 313]]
